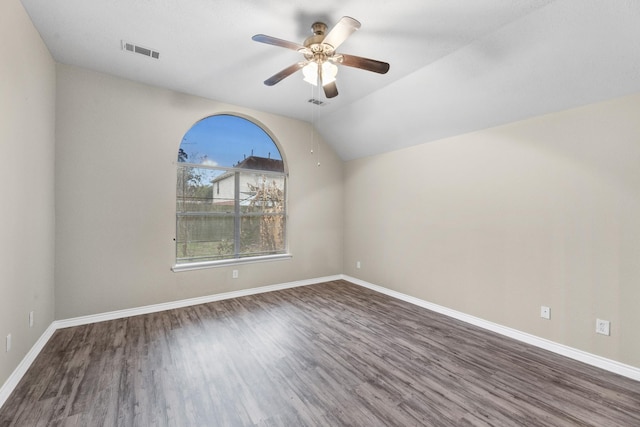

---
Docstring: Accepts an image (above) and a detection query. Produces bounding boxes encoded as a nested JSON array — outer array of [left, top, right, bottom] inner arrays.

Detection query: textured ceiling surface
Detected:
[[20, 0, 640, 160]]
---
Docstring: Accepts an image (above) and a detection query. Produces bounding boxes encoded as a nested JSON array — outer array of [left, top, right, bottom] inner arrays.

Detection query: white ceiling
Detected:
[[20, 0, 640, 160]]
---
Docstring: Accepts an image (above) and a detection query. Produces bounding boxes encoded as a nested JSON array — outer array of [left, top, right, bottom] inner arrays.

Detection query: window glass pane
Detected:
[[177, 166, 232, 213], [176, 215, 235, 263], [178, 115, 283, 169], [240, 214, 286, 256], [239, 173, 286, 214]]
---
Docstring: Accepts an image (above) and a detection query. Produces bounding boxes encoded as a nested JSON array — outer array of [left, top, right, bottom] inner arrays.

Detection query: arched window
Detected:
[[174, 114, 288, 269]]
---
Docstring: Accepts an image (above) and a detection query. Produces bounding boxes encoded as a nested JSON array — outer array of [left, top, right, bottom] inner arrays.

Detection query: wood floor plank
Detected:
[[1, 280, 639, 426]]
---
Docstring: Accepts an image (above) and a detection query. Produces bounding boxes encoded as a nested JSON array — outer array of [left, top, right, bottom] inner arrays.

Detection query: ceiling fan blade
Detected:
[[321, 16, 361, 50], [323, 81, 338, 98], [252, 34, 308, 53], [264, 62, 306, 86], [339, 53, 390, 74]]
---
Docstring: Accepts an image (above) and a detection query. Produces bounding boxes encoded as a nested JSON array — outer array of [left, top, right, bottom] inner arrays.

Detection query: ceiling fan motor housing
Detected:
[[304, 22, 336, 65], [310, 22, 327, 36]]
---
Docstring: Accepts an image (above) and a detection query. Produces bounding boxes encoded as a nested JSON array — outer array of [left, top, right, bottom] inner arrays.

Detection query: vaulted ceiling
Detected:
[[20, 0, 640, 160]]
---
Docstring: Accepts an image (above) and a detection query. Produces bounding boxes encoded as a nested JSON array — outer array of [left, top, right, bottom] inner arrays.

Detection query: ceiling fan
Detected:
[[252, 16, 390, 99]]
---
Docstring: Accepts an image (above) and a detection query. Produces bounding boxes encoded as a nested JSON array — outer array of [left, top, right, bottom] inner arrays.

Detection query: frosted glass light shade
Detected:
[[302, 62, 318, 85], [302, 61, 338, 86], [321, 62, 337, 85]]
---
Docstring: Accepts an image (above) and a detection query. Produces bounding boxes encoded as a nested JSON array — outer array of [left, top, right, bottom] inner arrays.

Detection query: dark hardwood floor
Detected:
[[1, 280, 639, 426]]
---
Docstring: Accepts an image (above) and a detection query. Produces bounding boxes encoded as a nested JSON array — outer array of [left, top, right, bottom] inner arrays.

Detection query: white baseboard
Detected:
[[342, 274, 640, 382], [55, 275, 343, 329], [0, 323, 57, 409]]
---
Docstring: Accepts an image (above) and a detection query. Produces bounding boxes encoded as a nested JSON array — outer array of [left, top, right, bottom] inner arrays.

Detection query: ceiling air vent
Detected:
[[121, 41, 160, 59], [308, 98, 327, 106]]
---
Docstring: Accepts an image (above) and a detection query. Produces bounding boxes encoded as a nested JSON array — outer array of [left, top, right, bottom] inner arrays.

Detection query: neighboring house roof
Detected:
[[234, 156, 284, 172], [212, 155, 284, 183]]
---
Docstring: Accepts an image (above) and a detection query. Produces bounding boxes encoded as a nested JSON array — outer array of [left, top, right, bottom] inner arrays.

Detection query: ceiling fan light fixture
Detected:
[[302, 61, 338, 86], [302, 62, 319, 85], [321, 62, 338, 85]]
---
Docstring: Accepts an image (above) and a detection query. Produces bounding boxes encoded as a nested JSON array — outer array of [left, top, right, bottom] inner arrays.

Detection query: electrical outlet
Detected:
[[596, 319, 610, 336], [29, 311, 34, 328], [356, 261, 361, 269], [540, 306, 551, 320], [232, 269, 239, 279], [6, 334, 11, 352]]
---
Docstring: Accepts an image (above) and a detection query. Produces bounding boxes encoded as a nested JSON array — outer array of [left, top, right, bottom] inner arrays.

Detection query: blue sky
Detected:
[[179, 115, 282, 167]]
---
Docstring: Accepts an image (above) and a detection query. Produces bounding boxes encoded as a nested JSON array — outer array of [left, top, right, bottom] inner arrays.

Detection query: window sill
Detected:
[[171, 253, 292, 272]]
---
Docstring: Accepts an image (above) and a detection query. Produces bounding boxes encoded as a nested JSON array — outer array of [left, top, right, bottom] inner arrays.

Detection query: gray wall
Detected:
[[0, 0, 56, 386], [54, 64, 343, 319], [344, 93, 640, 368]]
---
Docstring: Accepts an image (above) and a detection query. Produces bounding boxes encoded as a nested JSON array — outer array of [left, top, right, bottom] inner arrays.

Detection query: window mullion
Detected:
[[233, 171, 241, 257]]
